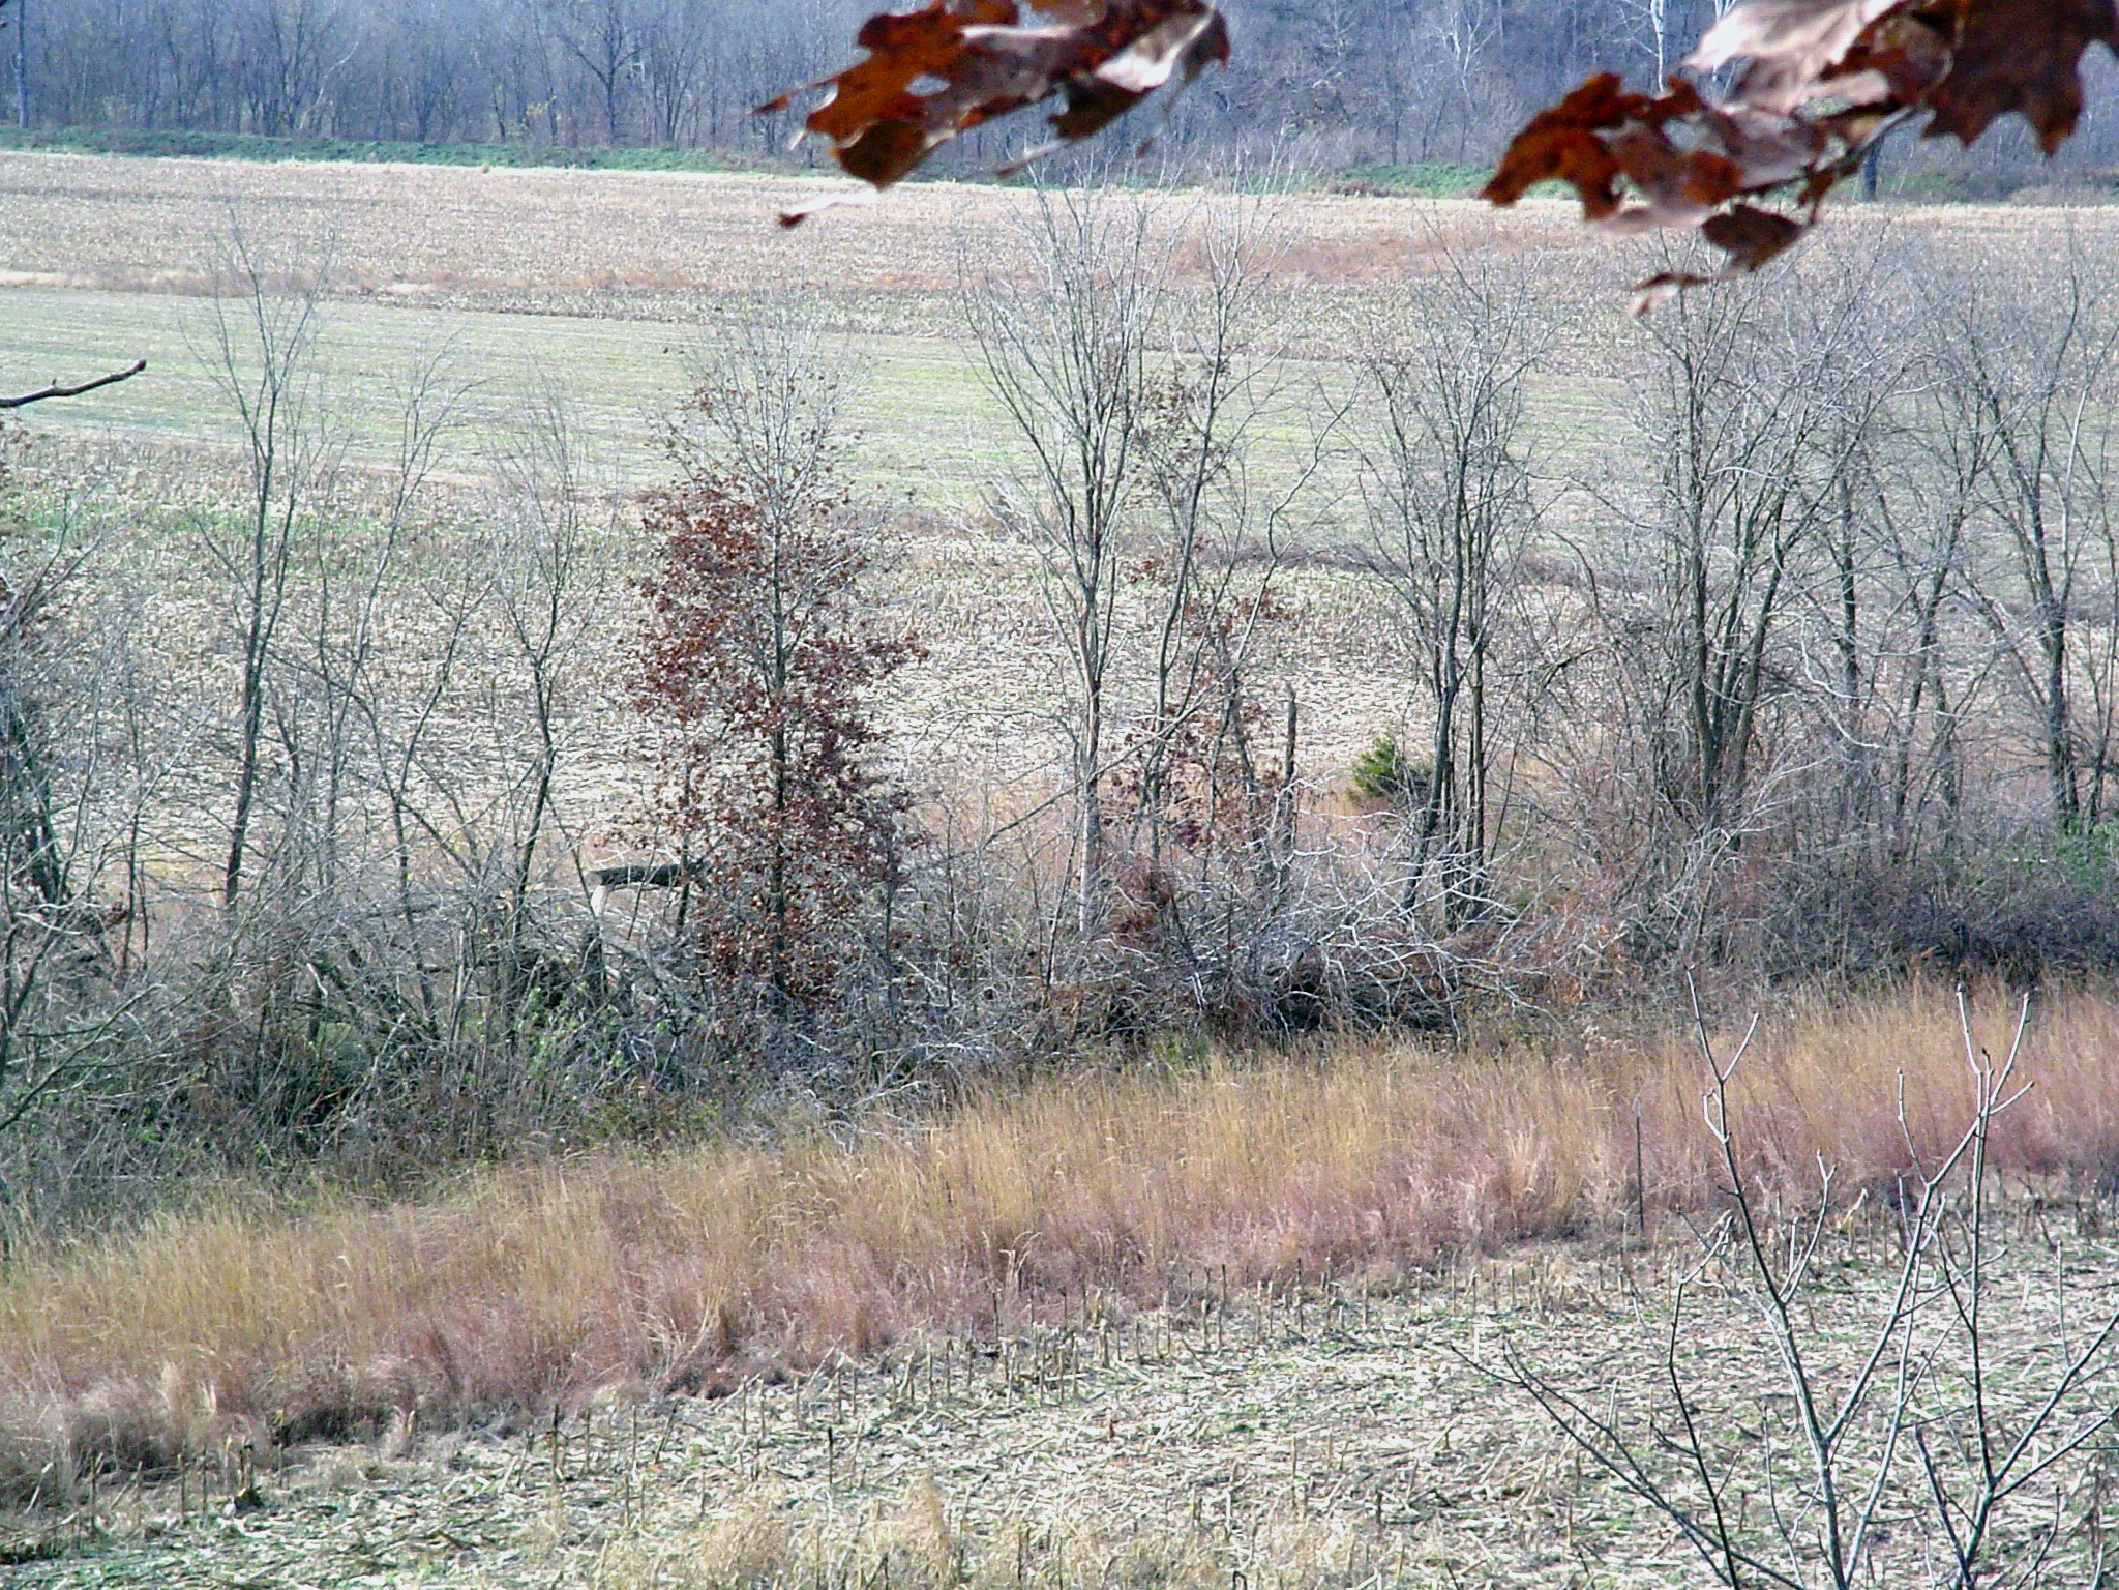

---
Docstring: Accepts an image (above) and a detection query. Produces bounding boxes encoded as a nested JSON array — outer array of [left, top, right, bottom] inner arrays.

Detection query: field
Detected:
[[0, 153, 1604, 492], [8, 149, 2119, 791], [10, 151, 2119, 1587], [8, 149, 2112, 494], [0, 153, 1624, 792], [8, 1234, 2110, 1590], [5, 984, 2119, 1585]]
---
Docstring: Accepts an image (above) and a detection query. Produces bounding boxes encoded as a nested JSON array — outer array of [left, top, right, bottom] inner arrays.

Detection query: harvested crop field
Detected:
[[4, 1221, 2114, 1589], [5, 151, 2118, 491], [0, 152, 1597, 311]]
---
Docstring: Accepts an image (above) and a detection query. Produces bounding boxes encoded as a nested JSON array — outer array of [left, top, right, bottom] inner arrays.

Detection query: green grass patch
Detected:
[[1330, 162, 1493, 198], [0, 286, 1014, 502]]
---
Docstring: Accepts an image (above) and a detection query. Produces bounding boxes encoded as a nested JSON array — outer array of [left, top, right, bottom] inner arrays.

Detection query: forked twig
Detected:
[[1474, 986, 2119, 1589]]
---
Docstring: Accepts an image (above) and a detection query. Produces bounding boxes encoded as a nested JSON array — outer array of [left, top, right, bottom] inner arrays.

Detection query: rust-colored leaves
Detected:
[[1927, 0, 2119, 149], [761, 0, 1229, 224], [1487, 0, 2119, 306]]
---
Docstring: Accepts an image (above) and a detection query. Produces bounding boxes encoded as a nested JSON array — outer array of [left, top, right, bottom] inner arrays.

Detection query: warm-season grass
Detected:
[[9, 1214, 2111, 1588], [3, 981, 2114, 1500]]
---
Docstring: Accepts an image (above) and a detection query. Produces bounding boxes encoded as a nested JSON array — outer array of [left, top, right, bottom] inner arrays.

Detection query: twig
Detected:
[[0, 359, 148, 410]]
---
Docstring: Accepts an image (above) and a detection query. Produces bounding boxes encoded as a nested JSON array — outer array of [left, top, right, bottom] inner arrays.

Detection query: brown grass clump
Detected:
[[2, 982, 2115, 1496], [606, 1478, 1225, 1590]]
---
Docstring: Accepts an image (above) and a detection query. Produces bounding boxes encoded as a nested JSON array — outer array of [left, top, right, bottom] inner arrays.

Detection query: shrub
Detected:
[[1348, 733, 1428, 808]]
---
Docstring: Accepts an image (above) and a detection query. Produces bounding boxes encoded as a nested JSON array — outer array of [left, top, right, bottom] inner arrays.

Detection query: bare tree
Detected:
[[1358, 248, 1547, 926], [550, 0, 641, 142], [483, 393, 612, 1022], [193, 236, 336, 909], [1575, 265, 1884, 960], [1129, 195, 1300, 857], [968, 184, 1164, 941], [0, 437, 163, 1158], [1827, 245, 1985, 864], [1936, 242, 2119, 833], [293, 344, 474, 1035], [0, 528, 98, 1132], [5, 0, 24, 129]]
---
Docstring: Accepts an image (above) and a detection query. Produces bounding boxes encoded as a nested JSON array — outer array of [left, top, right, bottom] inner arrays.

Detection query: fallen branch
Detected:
[[0, 359, 148, 410]]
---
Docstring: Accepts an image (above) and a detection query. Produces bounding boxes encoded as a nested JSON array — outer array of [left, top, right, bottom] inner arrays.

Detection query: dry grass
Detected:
[[2, 981, 2114, 1498], [5, 1189, 2112, 1587], [0, 154, 1599, 312]]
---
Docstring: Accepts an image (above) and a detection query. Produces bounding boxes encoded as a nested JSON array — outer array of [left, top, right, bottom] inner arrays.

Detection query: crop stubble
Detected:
[[5, 1217, 2113, 1589]]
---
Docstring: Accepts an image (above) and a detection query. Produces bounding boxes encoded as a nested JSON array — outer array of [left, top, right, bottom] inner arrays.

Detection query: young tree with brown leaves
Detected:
[[636, 322, 920, 1030]]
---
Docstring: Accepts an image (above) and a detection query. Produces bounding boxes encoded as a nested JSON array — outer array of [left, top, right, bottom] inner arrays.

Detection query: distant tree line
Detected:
[[18, 0, 2115, 173]]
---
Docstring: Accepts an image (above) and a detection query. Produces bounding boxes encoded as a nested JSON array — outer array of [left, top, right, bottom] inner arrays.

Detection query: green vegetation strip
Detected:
[[0, 288, 1008, 499]]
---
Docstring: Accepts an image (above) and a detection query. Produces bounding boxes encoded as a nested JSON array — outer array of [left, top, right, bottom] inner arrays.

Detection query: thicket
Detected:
[[6, 200, 2119, 1232]]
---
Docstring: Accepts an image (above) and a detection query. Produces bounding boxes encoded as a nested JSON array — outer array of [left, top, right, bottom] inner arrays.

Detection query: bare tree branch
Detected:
[[0, 360, 148, 410]]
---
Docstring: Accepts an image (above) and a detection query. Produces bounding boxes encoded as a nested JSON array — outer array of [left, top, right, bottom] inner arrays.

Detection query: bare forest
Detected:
[[11, 0, 2119, 184]]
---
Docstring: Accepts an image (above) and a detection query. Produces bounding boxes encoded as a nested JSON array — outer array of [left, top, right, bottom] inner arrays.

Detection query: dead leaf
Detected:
[[1925, 0, 2119, 151], [763, 1, 1229, 224], [1488, 0, 2119, 305], [1690, 0, 1912, 111], [1628, 205, 1811, 315]]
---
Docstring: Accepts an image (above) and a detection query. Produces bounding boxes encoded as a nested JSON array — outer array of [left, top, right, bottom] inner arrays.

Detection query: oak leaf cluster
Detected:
[[760, 0, 1228, 223], [1485, 0, 2119, 307]]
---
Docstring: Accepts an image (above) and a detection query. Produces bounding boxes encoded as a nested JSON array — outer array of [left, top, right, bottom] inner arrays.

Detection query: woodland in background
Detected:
[[12, 0, 2119, 185], [6, 188, 2119, 1235]]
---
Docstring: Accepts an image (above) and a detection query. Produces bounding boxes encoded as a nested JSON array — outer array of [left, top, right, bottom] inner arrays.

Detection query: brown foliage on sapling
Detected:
[[636, 389, 921, 1016]]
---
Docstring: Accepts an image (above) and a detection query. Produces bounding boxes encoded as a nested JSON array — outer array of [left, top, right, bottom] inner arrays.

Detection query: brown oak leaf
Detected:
[[762, 0, 1229, 225], [1488, 0, 2119, 304], [1925, 0, 2119, 150]]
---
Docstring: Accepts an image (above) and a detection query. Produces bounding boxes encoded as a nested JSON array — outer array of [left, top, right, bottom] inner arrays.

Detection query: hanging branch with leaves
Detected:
[[1485, 0, 2119, 307], [759, 0, 1228, 225]]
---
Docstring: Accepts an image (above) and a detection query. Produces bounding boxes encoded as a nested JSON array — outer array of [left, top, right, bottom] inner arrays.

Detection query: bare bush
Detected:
[[1490, 987, 2119, 1589]]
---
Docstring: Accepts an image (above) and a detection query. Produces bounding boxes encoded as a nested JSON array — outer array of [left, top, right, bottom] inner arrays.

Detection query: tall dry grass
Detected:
[[4, 983, 2117, 1494]]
